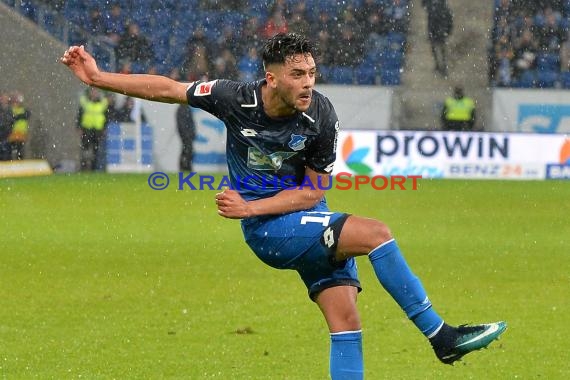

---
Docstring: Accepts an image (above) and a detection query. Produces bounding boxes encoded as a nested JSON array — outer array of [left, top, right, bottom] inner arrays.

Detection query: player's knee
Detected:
[[376, 221, 392, 241], [330, 310, 361, 333], [366, 220, 392, 249]]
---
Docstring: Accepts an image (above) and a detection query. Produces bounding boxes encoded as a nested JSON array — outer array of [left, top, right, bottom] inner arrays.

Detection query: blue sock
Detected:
[[330, 330, 363, 380], [368, 239, 443, 337]]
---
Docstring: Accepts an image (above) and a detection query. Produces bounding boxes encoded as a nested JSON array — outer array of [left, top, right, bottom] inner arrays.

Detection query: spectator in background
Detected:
[[423, 0, 453, 76], [116, 97, 147, 124], [116, 23, 155, 73], [211, 49, 239, 80], [441, 86, 476, 131], [176, 104, 196, 172], [338, 8, 365, 41], [511, 13, 537, 43], [105, 93, 121, 126], [213, 25, 238, 58], [492, 15, 515, 47], [168, 67, 182, 81], [494, 0, 515, 29], [290, 0, 307, 14], [512, 29, 538, 80], [104, 2, 127, 46], [182, 28, 212, 81], [311, 9, 336, 38], [384, 0, 410, 34], [310, 10, 336, 77], [199, 0, 244, 11], [8, 92, 31, 160], [261, 2, 289, 39], [287, 1, 311, 35], [288, 9, 310, 36], [182, 43, 211, 81], [537, 7, 565, 55], [357, 3, 391, 54], [98, 93, 121, 167], [87, 6, 106, 36], [561, 26, 570, 71], [77, 87, 108, 171], [330, 24, 363, 67], [493, 34, 515, 86], [238, 46, 262, 82], [236, 15, 263, 57], [0, 91, 14, 161]]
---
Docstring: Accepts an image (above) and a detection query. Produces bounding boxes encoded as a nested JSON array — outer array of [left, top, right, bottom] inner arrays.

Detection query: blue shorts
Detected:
[[241, 199, 361, 301]]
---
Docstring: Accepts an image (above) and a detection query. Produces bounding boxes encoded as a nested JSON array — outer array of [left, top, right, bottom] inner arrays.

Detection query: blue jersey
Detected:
[[186, 79, 339, 200]]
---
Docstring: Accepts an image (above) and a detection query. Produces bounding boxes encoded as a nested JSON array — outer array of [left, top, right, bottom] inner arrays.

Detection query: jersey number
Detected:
[[300, 212, 336, 248], [300, 212, 333, 226]]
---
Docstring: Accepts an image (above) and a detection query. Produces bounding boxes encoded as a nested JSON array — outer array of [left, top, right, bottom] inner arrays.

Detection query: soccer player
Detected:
[[61, 33, 506, 379]]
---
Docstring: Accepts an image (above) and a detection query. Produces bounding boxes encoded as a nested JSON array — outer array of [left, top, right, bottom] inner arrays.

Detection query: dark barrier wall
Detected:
[[0, 3, 85, 166]]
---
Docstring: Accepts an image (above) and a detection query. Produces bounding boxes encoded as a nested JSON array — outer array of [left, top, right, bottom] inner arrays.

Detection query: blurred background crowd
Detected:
[[490, 0, 570, 88], [4, 0, 412, 85], [2, 0, 570, 165]]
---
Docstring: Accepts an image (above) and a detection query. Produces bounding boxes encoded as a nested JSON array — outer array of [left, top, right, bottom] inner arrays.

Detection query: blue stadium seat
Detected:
[[317, 64, 331, 83], [564, 1, 570, 16], [561, 17, 570, 31], [355, 63, 378, 85], [194, 10, 222, 41], [39, 11, 61, 39], [238, 55, 262, 82], [92, 45, 113, 72], [19, 0, 38, 22], [64, 3, 88, 26], [561, 71, 570, 88], [515, 69, 535, 88], [380, 69, 401, 86], [381, 49, 404, 70], [220, 11, 245, 31], [536, 70, 559, 88], [533, 14, 546, 28], [537, 53, 561, 72], [329, 66, 355, 84], [386, 32, 406, 51]]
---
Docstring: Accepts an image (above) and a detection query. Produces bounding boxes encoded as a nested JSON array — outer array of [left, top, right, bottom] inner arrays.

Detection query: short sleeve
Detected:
[[306, 102, 339, 174]]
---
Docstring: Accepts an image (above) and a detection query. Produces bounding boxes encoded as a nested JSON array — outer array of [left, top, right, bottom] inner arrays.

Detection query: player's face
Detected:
[[273, 53, 316, 113]]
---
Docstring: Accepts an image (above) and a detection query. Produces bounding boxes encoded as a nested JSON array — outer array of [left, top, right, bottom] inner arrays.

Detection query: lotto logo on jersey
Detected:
[[194, 80, 217, 96]]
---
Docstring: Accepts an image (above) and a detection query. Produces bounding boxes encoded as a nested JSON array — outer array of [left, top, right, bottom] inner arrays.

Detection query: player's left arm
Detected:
[[216, 167, 330, 219]]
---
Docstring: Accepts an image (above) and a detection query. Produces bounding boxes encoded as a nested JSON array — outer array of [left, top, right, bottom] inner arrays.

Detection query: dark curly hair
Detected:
[[261, 33, 317, 68]]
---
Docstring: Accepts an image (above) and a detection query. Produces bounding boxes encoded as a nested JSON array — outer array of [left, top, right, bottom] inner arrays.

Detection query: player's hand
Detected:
[[215, 189, 252, 219], [60, 45, 100, 86]]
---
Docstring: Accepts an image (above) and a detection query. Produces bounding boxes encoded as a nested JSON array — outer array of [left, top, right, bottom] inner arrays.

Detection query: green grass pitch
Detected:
[[1, 173, 569, 379]]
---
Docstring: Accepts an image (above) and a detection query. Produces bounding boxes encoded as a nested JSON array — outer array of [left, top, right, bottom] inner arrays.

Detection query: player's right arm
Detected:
[[60, 45, 188, 104]]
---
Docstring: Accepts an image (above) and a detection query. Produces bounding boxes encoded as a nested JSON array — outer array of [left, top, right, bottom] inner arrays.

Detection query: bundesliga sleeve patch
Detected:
[[194, 80, 218, 96]]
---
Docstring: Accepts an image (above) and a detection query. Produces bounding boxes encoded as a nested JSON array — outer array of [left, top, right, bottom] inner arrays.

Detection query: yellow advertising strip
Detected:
[[0, 160, 53, 178]]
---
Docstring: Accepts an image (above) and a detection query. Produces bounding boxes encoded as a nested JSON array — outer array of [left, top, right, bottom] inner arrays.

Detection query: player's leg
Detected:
[[315, 286, 363, 380], [336, 215, 444, 337], [243, 206, 364, 379], [336, 215, 507, 364]]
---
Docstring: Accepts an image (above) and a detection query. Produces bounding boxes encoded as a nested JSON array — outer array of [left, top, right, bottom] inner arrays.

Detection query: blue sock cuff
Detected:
[[368, 239, 397, 261], [330, 330, 362, 342]]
